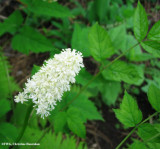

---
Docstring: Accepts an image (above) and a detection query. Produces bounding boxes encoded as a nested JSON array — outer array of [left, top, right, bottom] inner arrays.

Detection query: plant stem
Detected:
[[15, 103, 34, 143], [61, 42, 140, 111], [115, 111, 159, 149]]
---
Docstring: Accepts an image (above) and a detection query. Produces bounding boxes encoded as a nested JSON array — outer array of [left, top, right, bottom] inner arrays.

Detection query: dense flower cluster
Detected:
[[14, 48, 84, 118]]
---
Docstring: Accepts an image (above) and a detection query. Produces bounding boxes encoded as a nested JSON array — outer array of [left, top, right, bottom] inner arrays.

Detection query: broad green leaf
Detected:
[[114, 91, 142, 128], [138, 123, 160, 143], [147, 84, 160, 111], [88, 23, 114, 61], [12, 103, 27, 126], [65, 87, 103, 121], [20, 0, 72, 18], [132, 64, 145, 86], [108, 24, 127, 51], [128, 53, 154, 62], [53, 112, 67, 133], [134, 1, 148, 41], [147, 143, 160, 149], [154, 124, 160, 132], [99, 80, 121, 105], [0, 123, 18, 142], [70, 94, 103, 121], [128, 140, 147, 149], [71, 24, 91, 57], [0, 99, 11, 118], [12, 26, 54, 54], [0, 11, 23, 36], [102, 60, 141, 84], [67, 107, 86, 138], [148, 21, 160, 40], [123, 35, 141, 54], [141, 40, 160, 57], [76, 68, 101, 89], [20, 127, 44, 147], [124, 35, 153, 61]]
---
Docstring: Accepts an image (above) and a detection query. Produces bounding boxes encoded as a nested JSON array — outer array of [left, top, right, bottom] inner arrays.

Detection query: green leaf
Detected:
[[0, 11, 23, 36], [88, 23, 114, 61], [114, 91, 142, 128], [31, 65, 40, 76], [0, 123, 18, 142], [0, 99, 11, 118], [99, 80, 121, 105], [39, 117, 47, 128], [154, 124, 160, 133], [0, 54, 19, 99], [0, 133, 9, 149], [128, 140, 147, 149], [123, 35, 141, 54], [138, 123, 160, 143], [12, 103, 27, 126], [102, 60, 141, 84], [53, 112, 67, 133], [65, 87, 103, 121], [12, 26, 54, 54], [124, 35, 153, 62], [148, 21, 160, 40], [94, 0, 109, 23], [39, 132, 87, 149], [108, 24, 127, 51], [141, 40, 160, 57], [67, 107, 86, 138], [21, 0, 72, 18], [20, 127, 44, 145], [134, 1, 148, 41], [147, 84, 160, 111], [147, 142, 160, 149], [76, 68, 101, 89], [71, 24, 91, 57], [70, 95, 103, 121], [134, 64, 145, 85]]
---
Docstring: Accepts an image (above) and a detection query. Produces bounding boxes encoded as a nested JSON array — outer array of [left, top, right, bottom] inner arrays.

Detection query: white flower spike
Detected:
[[14, 48, 84, 118]]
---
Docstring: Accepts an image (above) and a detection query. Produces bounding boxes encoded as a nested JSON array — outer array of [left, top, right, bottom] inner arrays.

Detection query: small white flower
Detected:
[[14, 48, 84, 118], [14, 92, 28, 104]]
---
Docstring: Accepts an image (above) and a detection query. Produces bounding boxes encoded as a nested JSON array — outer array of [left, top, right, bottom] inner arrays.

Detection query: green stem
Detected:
[[115, 111, 159, 149], [61, 42, 140, 111], [15, 103, 34, 143]]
